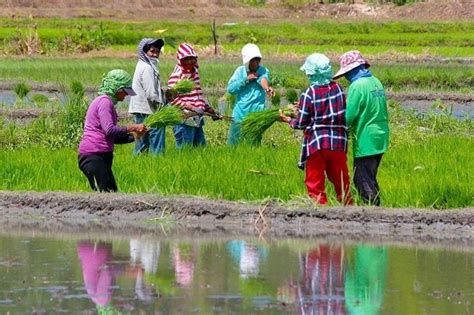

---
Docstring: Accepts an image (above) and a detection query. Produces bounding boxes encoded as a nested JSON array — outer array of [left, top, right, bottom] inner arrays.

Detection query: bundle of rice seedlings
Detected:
[[241, 107, 294, 142], [144, 106, 183, 128], [171, 79, 195, 94], [285, 88, 299, 104]]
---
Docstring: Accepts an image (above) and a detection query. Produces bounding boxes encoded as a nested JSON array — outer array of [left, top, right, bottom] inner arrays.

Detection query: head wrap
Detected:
[[300, 53, 333, 86], [176, 43, 199, 72], [241, 43, 262, 71], [97, 69, 133, 104], [137, 38, 163, 78]]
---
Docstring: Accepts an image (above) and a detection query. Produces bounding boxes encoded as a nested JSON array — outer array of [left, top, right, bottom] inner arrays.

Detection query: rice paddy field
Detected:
[[0, 17, 473, 209]]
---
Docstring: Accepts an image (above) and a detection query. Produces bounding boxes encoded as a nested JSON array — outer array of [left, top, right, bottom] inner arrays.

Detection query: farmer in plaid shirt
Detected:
[[280, 53, 352, 205]]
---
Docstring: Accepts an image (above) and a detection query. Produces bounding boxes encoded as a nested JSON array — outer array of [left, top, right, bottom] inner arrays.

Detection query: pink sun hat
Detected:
[[333, 50, 370, 79]]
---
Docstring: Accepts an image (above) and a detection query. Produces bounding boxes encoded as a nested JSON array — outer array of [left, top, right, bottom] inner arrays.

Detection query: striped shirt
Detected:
[[289, 81, 348, 169]]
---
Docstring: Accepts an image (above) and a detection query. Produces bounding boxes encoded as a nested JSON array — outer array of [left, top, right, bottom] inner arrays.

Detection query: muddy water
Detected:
[[0, 235, 472, 314]]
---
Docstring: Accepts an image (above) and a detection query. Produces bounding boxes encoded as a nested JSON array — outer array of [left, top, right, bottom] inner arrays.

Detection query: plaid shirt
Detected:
[[289, 81, 348, 169]]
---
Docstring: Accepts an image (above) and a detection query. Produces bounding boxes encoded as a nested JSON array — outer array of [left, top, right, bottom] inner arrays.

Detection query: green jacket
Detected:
[[346, 76, 389, 158]]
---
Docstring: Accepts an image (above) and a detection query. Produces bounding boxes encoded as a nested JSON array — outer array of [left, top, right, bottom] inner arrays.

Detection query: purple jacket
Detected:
[[78, 95, 130, 155]]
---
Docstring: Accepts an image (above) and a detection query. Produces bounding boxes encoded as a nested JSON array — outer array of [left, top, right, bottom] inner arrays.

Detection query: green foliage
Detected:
[[13, 82, 30, 100], [31, 93, 49, 107], [144, 106, 183, 128], [171, 79, 195, 94], [70, 80, 85, 98], [271, 91, 281, 107], [285, 89, 298, 104], [240, 107, 293, 143]]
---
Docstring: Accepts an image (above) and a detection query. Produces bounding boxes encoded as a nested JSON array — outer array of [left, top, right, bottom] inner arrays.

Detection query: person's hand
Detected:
[[211, 111, 223, 121], [192, 106, 205, 115], [279, 109, 291, 123], [265, 86, 275, 97], [165, 89, 177, 103], [128, 124, 147, 135], [247, 72, 258, 81]]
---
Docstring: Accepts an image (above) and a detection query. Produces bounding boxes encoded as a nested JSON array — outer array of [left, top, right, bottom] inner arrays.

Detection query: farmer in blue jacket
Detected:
[[227, 43, 275, 145]]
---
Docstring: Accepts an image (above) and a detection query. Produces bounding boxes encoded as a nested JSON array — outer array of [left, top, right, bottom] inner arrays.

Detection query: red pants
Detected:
[[305, 150, 352, 205]]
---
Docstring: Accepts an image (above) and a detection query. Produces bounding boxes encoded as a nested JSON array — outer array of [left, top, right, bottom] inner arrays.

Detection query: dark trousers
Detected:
[[353, 154, 383, 206], [78, 152, 117, 192]]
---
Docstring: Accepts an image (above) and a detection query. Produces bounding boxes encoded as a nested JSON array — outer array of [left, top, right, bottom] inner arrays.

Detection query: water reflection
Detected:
[[77, 241, 127, 314], [0, 235, 468, 314], [345, 246, 387, 315]]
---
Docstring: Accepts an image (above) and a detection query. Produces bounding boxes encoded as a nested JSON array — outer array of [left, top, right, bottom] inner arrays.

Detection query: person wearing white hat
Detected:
[[279, 53, 352, 205], [227, 43, 275, 145], [333, 50, 389, 206]]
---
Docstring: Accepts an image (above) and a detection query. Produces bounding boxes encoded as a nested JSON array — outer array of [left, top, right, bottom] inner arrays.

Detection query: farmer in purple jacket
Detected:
[[78, 69, 147, 192]]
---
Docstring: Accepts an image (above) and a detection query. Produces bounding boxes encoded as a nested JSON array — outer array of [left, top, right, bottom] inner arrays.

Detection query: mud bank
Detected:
[[1, 191, 473, 246]]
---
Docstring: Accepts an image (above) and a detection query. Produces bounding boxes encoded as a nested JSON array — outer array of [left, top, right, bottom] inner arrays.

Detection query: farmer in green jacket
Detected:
[[333, 51, 389, 206]]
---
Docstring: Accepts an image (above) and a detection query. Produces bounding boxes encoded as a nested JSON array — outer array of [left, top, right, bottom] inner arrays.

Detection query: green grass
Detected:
[[1, 18, 473, 57], [0, 58, 471, 93], [0, 135, 472, 208]]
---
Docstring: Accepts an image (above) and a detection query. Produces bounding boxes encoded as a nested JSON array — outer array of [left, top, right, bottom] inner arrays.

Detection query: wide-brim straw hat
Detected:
[[333, 50, 370, 79]]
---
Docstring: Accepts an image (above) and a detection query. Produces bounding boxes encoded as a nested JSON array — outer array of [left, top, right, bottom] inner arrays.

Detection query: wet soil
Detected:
[[1, 191, 473, 247]]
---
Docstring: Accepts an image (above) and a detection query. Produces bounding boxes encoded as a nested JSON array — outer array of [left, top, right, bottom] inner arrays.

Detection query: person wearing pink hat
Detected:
[[167, 43, 222, 148], [279, 53, 352, 206], [333, 50, 389, 206]]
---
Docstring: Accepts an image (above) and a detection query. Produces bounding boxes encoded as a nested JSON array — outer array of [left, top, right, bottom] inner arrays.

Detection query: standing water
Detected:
[[0, 235, 472, 314]]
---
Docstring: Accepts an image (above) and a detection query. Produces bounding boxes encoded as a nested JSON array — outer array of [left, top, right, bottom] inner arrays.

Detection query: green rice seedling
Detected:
[[241, 107, 294, 143], [171, 79, 195, 94], [144, 106, 183, 128], [70, 80, 85, 98], [13, 82, 30, 101], [31, 93, 49, 107], [271, 90, 281, 107], [285, 89, 299, 104]]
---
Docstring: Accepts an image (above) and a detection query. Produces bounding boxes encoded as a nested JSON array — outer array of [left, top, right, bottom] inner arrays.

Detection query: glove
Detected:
[[192, 107, 205, 115]]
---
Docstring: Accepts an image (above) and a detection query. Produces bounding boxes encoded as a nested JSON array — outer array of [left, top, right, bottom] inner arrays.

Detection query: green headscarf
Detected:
[[98, 69, 133, 105], [300, 53, 333, 86]]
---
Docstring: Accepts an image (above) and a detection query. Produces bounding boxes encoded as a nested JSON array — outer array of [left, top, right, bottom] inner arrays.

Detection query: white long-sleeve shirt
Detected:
[[128, 60, 164, 114]]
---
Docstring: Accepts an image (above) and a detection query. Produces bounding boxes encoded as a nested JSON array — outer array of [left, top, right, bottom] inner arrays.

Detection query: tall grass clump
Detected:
[[13, 82, 30, 103]]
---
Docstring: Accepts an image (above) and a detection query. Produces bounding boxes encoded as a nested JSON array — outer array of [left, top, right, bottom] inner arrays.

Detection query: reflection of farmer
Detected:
[[129, 239, 160, 302], [227, 240, 268, 279], [298, 244, 345, 314], [172, 243, 196, 287], [345, 246, 388, 315], [77, 241, 124, 314]]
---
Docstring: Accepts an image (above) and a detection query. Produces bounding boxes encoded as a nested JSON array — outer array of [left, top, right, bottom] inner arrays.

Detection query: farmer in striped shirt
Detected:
[[167, 43, 221, 148], [280, 53, 352, 205]]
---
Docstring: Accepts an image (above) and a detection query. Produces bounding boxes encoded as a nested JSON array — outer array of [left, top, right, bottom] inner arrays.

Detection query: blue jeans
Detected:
[[227, 121, 262, 146], [173, 123, 206, 149], [133, 113, 165, 155]]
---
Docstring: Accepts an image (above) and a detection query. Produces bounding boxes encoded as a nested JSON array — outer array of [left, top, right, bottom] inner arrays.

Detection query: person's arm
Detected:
[[114, 133, 135, 144], [345, 87, 362, 128], [257, 67, 274, 96], [227, 67, 248, 95], [98, 100, 146, 141], [98, 100, 129, 138]]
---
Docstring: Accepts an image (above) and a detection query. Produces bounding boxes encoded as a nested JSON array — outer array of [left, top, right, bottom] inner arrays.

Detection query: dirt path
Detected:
[[1, 191, 473, 247]]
